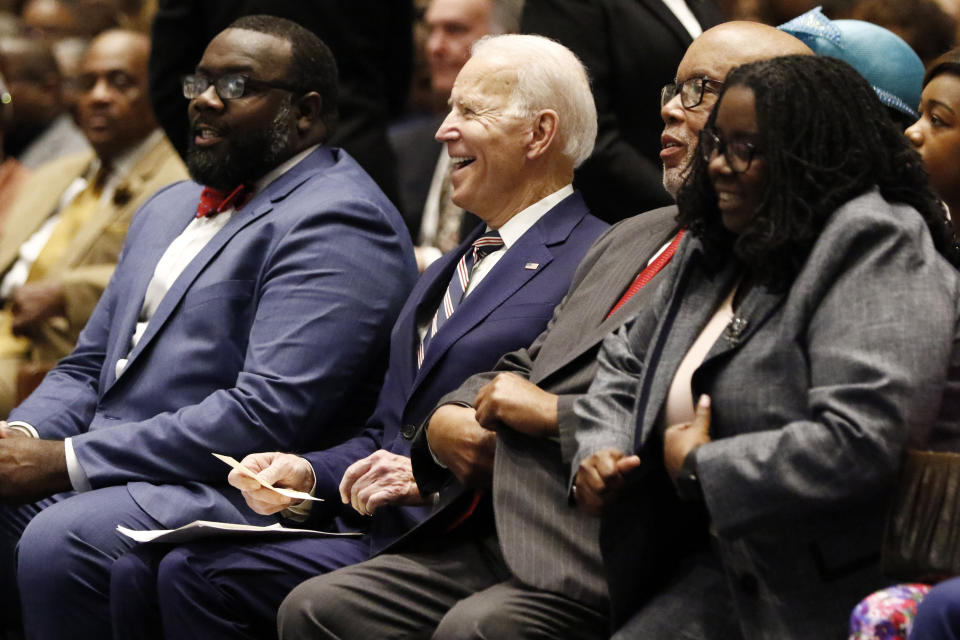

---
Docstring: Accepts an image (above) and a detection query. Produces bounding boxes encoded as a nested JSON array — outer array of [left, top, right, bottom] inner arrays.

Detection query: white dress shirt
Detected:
[[661, 0, 703, 39]]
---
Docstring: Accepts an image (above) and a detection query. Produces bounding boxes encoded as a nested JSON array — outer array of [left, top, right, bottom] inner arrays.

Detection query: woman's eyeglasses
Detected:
[[699, 128, 762, 174]]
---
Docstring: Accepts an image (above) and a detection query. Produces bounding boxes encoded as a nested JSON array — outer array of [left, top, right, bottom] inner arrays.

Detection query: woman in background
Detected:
[[908, 48, 960, 235]]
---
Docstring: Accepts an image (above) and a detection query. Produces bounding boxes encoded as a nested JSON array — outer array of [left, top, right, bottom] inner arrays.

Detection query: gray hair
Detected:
[[471, 33, 596, 167], [489, 0, 524, 34]]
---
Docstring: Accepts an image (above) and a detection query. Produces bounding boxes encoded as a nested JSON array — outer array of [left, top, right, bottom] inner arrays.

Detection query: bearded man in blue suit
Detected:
[[108, 34, 609, 640], [0, 15, 418, 639]]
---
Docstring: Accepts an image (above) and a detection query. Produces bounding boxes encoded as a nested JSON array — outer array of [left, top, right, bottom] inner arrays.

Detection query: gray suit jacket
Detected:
[[574, 189, 960, 638], [411, 206, 679, 612]]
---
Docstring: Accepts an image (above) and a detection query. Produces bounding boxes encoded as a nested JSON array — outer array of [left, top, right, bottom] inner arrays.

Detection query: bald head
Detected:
[[686, 21, 813, 80], [660, 22, 812, 197]]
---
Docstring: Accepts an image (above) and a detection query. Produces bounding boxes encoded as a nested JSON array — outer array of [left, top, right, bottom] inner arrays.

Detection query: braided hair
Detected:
[[676, 54, 956, 290]]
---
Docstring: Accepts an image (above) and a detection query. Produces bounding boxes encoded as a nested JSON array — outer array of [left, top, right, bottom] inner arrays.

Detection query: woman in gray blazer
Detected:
[[571, 55, 960, 640]]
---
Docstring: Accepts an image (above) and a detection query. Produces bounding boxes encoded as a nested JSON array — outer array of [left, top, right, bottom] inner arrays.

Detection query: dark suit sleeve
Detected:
[[569, 320, 648, 475]]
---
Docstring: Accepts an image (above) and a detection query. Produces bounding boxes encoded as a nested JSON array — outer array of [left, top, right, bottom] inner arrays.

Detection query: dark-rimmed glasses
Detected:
[[661, 77, 724, 109], [182, 73, 300, 101], [699, 128, 761, 174]]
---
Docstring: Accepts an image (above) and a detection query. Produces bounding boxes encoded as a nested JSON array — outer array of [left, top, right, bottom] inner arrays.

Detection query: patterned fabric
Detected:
[[417, 230, 503, 367], [849, 583, 932, 640]]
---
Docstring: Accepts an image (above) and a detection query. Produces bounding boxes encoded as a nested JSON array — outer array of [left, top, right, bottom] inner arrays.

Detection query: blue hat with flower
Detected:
[[779, 6, 923, 120]]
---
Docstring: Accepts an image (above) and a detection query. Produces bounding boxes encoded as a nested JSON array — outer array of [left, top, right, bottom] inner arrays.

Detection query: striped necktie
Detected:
[[418, 230, 504, 368]]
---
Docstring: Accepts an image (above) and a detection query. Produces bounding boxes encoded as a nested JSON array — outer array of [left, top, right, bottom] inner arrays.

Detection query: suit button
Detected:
[[737, 572, 759, 595], [401, 424, 417, 440]]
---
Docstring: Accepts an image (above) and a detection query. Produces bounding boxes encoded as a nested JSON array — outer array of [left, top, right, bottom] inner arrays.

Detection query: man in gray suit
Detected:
[[276, 21, 813, 639]]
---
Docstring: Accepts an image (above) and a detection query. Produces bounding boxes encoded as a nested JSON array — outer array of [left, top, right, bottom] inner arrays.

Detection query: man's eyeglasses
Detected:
[[182, 73, 300, 101], [699, 128, 762, 174], [661, 77, 724, 109]]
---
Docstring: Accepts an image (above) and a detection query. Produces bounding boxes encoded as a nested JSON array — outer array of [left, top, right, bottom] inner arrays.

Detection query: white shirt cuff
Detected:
[[64, 437, 92, 492], [6, 421, 38, 438]]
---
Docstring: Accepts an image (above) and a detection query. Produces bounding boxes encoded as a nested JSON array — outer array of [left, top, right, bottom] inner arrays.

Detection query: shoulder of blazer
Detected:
[[126, 135, 187, 185], [0, 151, 96, 271]]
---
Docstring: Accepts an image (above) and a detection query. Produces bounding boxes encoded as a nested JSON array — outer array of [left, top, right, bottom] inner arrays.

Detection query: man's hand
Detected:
[[228, 452, 314, 515], [664, 395, 711, 480], [0, 436, 69, 502], [10, 281, 66, 335], [472, 373, 559, 437], [338, 450, 429, 516], [574, 448, 641, 516], [426, 404, 496, 487]]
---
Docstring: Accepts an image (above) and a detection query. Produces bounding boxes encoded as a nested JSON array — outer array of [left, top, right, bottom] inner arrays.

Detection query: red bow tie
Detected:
[[196, 184, 254, 218]]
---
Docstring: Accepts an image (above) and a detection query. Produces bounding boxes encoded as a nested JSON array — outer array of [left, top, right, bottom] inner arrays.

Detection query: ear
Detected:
[[294, 91, 326, 140], [526, 109, 559, 160]]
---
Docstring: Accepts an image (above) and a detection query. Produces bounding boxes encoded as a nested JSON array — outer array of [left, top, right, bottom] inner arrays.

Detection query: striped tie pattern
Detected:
[[418, 230, 504, 367]]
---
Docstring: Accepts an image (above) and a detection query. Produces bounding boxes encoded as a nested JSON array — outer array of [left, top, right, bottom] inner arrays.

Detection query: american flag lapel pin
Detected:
[[524, 262, 539, 270]]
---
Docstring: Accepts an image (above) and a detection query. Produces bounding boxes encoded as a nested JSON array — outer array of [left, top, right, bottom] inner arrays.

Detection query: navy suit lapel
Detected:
[[103, 201, 198, 389], [395, 225, 485, 395], [103, 148, 331, 391], [413, 193, 588, 395]]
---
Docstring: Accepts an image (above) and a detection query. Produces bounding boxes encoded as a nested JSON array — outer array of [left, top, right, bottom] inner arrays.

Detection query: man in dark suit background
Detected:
[[0, 16, 417, 639], [275, 21, 814, 640], [521, 0, 723, 223], [108, 32, 607, 640]]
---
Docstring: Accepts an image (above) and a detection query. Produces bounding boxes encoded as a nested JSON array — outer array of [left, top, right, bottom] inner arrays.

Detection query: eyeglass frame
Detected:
[[661, 76, 725, 109], [698, 127, 762, 174], [181, 73, 302, 101]]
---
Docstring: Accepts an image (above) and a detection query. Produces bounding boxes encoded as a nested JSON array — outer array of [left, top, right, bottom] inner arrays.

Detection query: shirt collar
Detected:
[[494, 184, 574, 249], [252, 143, 321, 193]]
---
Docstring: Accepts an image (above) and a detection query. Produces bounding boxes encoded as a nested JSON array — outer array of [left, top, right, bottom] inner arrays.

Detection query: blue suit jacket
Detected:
[[10, 147, 418, 528], [302, 191, 608, 552]]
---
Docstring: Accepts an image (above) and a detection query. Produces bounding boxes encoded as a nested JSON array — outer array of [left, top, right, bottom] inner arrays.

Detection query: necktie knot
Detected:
[[471, 230, 504, 266], [196, 184, 254, 218]]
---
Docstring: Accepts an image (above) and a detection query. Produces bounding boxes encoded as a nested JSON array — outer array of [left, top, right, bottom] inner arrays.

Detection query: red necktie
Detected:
[[444, 489, 486, 533], [196, 184, 253, 218], [605, 230, 685, 319]]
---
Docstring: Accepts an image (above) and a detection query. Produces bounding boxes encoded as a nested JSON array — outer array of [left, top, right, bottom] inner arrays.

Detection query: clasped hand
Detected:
[[473, 372, 559, 437], [574, 395, 712, 515], [339, 450, 430, 516]]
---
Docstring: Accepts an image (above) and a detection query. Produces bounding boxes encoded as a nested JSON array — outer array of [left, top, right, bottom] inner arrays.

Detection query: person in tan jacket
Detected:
[[0, 28, 187, 416]]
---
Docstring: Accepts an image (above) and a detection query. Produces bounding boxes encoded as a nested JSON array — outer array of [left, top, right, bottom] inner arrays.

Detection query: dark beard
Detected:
[[186, 100, 293, 190]]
